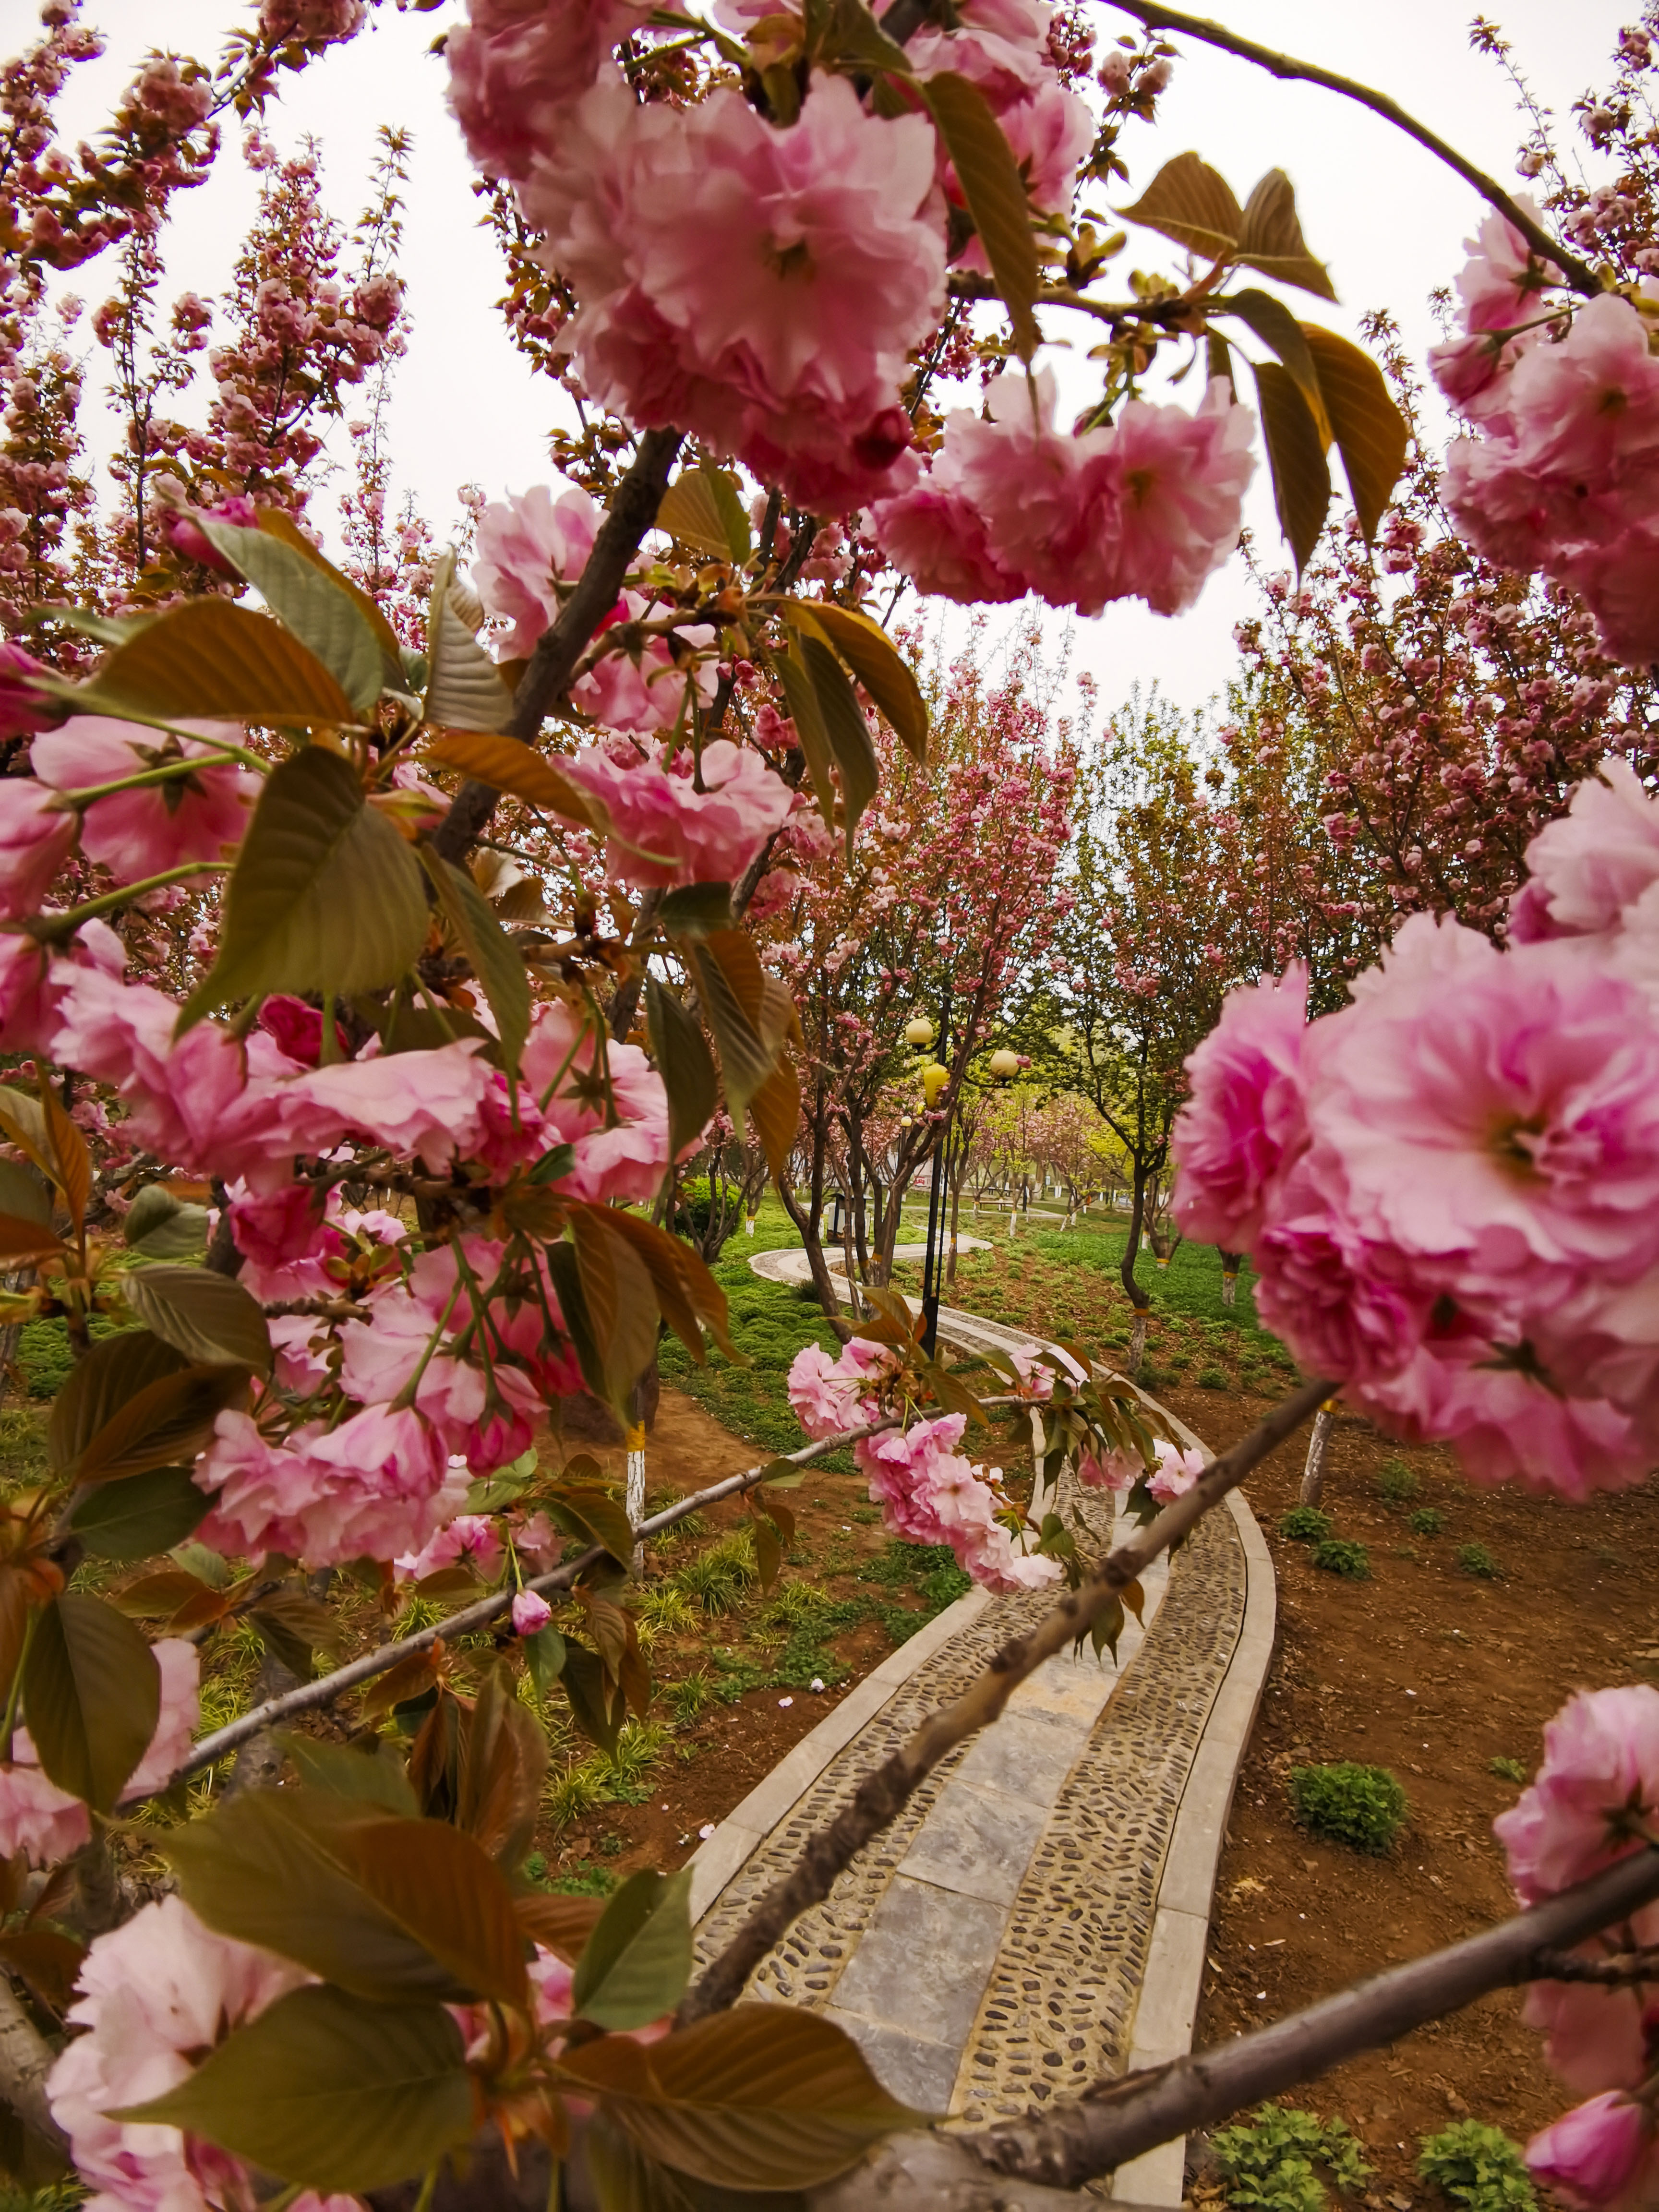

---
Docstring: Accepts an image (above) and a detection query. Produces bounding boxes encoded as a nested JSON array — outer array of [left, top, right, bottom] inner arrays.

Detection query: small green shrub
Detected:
[[1289, 1762, 1407, 1855], [1198, 1366, 1230, 1390], [1417, 2120, 1536, 2212], [1457, 1543, 1502, 1580], [1488, 1755, 1526, 1784], [1311, 1538, 1371, 1580], [1409, 1507, 1446, 1537], [664, 1667, 715, 1724], [1210, 2104, 1370, 2212], [1278, 1506, 1334, 1543], [1376, 1458, 1419, 1505]]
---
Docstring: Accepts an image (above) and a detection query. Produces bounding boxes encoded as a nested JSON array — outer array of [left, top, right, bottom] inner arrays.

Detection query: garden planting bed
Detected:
[[898, 1227, 1659, 2205]]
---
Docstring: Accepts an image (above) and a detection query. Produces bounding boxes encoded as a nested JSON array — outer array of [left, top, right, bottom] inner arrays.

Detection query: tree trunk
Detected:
[[946, 1170, 963, 1286], [1120, 1160, 1152, 1374], [777, 1182, 851, 1337], [1299, 1403, 1335, 1505]]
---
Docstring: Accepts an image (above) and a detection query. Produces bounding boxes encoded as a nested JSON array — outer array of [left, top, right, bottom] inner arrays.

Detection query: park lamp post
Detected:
[[906, 1022, 1021, 1358]]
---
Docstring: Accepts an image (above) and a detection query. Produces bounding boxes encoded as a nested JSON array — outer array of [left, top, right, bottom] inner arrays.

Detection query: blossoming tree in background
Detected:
[[0, 0, 1654, 2203]]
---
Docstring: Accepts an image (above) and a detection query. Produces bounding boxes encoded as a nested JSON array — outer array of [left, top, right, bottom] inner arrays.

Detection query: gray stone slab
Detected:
[[954, 1704, 1086, 1801], [829, 1875, 1005, 2050], [821, 2010, 961, 2116], [899, 1778, 1051, 1906]]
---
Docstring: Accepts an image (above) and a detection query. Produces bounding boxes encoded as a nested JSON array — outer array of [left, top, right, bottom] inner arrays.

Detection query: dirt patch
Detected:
[[1159, 1381, 1659, 2196]]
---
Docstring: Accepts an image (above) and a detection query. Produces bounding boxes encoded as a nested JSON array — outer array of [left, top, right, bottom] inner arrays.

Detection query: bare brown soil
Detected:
[[1161, 1381, 1659, 2199]]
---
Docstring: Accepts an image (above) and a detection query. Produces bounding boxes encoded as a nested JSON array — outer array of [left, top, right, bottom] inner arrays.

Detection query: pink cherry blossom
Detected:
[[0, 775, 75, 916], [521, 995, 683, 1202], [0, 640, 64, 740], [159, 493, 261, 575], [1148, 1438, 1206, 1503], [874, 371, 1255, 619], [472, 481, 601, 660], [1527, 2093, 1657, 2211], [520, 77, 945, 510], [257, 994, 349, 1067], [511, 1588, 553, 1635], [1494, 1684, 1659, 1904], [1172, 964, 1309, 1246], [1524, 1958, 1659, 2099], [48, 1895, 317, 2212], [787, 1342, 874, 1441], [959, 1517, 1063, 1592], [1511, 759, 1659, 940], [447, 0, 651, 183], [558, 736, 794, 889], [278, 1040, 502, 1172], [31, 720, 257, 884], [1076, 1442, 1140, 1491], [571, 598, 718, 736], [1429, 196, 1561, 417], [226, 1180, 330, 1273], [394, 1512, 505, 1584], [194, 1405, 468, 1568]]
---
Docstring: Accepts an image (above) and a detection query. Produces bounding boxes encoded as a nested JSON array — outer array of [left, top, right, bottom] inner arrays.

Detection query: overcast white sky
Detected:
[[14, 0, 1635, 713]]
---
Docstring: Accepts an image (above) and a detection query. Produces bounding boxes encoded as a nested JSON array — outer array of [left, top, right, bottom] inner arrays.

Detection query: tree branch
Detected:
[[968, 1846, 1659, 2189], [164, 1408, 902, 1786], [0, 1974, 68, 2163], [677, 1376, 1331, 2023], [1103, 1, 1600, 297], [430, 426, 684, 866]]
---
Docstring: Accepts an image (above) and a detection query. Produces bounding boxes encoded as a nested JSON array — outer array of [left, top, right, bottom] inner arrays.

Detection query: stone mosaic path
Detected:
[[684, 1249, 1275, 2203]]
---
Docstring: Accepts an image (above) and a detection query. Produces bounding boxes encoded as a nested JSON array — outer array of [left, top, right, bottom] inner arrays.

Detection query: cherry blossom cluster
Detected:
[[1492, 1686, 1659, 2209], [786, 1340, 1060, 1591], [1433, 200, 1659, 669], [444, 0, 1259, 601], [1172, 761, 1659, 1499]]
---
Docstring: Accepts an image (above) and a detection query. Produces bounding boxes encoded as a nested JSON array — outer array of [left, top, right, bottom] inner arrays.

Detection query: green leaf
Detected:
[[685, 930, 794, 1120], [422, 728, 600, 830], [120, 1263, 272, 1374], [798, 634, 877, 860], [657, 882, 733, 938], [560, 1637, 627, 1755], [68, 1464, 210, 1561], [43, 598, 356, 728], [586, 2112, 808, 2212], [254, 509, 409, 688], [1301, 323, 1410, 545], [418, 847, 531, 1078], [424, 551, 515, 733], [921, 72, 1041, 361], [165, 1788, 531, 2006], [645, 975, 719, 1164], [24, 1593, 160, 1812], [572, 1868, 694, 2030], [122, 1183, 210, 1258], [196, 520, 389, 714], [1214, 288, 1327, 432], [560, 1209, 662, 1412], [522, 1624, 566, 1703], [115, 1984, 473, 2196], [574, 1202, 735, 1363], [1250, 358, 1331, 573], [771, 644, 837, 831], [1237, 168, 1337, 301], [558, 2004, 918, 2186], [1118, 150, 1244, 262], [179, 745, 428, 1027], [792, 602, 926, 763], [274, 1731, 420, 1817], [543, 1483, 637, 1565], [817, 0, 912, 74], [45, 1326, 195, 1478], [74, 1361, 250, 1485], [0, 1159, 49, 1226], [657, 465, 750, 563]]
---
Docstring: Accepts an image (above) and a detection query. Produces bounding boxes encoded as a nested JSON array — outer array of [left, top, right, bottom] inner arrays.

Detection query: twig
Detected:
[[677, 1376, 1331, 2023], [969, 1847, 1659, 2189], [430, 427, 683, 866], [163, 1410, 903, 1785], [1103, 1, 1599, 297], [1531, 1942, 1659, 1986]]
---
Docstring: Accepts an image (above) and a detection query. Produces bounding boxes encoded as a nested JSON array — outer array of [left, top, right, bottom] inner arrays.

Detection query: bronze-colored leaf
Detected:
[[422, 728, 600, 832], [921, 72, 1041, 361], [23, 1593, 160, 1813], [1237, 168, 1337, 301], [1118, 150, 1243, 262], [1250, 358, 1331, 573], [1301, 322, 1410, 544], [515, 1889, 605, 1965], [47, 598, 356, 726], [789, 602, 926, 762]]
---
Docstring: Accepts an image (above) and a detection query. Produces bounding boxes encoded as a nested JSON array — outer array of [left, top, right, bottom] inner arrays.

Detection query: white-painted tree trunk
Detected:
[[625, 1422, 647, 1571], [1299, 1403, 1335, 1506]]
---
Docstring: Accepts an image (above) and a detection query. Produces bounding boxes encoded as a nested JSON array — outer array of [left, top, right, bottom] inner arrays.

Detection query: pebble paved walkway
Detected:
[[684, 1247, 1274, 2203]]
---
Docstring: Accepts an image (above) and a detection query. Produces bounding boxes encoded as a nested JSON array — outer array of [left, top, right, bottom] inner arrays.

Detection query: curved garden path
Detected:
[[682, 1247, 1277, 2205]]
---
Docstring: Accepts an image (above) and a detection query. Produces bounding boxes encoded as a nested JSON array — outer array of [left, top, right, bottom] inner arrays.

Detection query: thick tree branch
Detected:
[[0, 1975, 68, 2163], [677, 1376, 1331, 2023], [430, 426, 684, 865], [1103, 2, 1600, 298], [968, 1846, 1659, 2189]]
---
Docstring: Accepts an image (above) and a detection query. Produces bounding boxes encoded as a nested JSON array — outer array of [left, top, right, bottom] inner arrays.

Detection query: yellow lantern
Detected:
[[903, 1015, 936, 1048], [921, 1062, 950, 1108], [988, 1048, 1020, 1081]]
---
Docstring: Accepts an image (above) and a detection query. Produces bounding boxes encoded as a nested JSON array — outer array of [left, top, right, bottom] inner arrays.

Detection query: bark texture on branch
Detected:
[[0, 1975, 68, 2163], [968, 1846, 1659, 2190], [678, 1376, 1332, 2022], [430, 426, 683, 865]]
